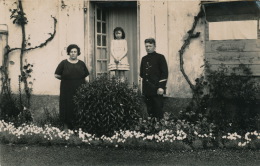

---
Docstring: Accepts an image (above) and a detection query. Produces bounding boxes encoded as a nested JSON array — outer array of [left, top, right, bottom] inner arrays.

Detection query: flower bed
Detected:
[[0, 120, 259, 150]]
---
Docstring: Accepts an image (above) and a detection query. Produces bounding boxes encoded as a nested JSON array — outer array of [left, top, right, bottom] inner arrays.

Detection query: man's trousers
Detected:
[[144, 95, 164, 119]]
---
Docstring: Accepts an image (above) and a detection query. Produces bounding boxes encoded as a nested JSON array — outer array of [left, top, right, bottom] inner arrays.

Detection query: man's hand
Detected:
[[157, 88, 164, 95]]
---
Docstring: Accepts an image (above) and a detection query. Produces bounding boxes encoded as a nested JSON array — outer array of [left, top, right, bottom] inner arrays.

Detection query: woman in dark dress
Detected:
[[55, 44, 89, 130]]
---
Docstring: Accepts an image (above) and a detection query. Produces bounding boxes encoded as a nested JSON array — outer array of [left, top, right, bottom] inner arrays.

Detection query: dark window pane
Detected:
[[101, 49, 107, 59], [97, 22, 101, 33], [97, 62, 101, 72], [102, 23, 106, 33], [96, 48, 101, 59], [102, 10, 106, 21], [97, 8, 101, 20], [102, 35, 106, 46], [103, 61, 107, 72], [97, 35, 101, 46]]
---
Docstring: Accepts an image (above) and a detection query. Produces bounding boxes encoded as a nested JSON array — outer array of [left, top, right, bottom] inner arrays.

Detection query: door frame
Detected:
[[87, 1, 140, 86]]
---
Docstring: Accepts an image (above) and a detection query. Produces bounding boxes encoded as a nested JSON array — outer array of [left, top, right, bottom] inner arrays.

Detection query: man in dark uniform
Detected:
[[140, 38, 168, 119]]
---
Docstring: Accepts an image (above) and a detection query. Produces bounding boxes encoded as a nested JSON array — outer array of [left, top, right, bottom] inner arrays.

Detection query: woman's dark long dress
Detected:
[[55, 59, 89, 127]]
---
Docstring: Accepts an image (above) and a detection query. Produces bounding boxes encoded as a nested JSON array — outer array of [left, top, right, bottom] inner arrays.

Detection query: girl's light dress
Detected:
[[108, 39, 130, 71]]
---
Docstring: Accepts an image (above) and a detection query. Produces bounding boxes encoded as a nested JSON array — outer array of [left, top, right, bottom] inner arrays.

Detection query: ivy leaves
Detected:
[[20, 63, 33, 82], [10, 8, 28, 25]]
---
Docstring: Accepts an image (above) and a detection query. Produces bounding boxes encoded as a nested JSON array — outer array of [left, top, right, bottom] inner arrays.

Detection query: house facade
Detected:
[[0, 0, 259, 112], [203, 1, 260, 76]]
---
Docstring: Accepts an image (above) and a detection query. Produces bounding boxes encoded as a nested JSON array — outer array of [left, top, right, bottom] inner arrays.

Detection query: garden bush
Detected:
[[181, 64, 260, 139], [0, 63, 33, 126], [0, 93, 32, 126], [0, 93, 20, 123], [133, 112, 216, 147], [74, 76, 142, 137]]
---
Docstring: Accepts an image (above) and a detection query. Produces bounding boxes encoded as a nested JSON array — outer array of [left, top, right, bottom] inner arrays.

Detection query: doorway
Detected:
[[93, 2, 138, 85]]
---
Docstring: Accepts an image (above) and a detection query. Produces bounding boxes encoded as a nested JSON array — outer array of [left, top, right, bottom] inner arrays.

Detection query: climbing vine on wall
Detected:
[[178, 6, 204, 92], [0, 0, 57, 112]]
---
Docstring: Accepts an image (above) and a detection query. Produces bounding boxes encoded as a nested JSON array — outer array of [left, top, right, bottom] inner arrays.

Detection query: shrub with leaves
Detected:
[[0, 93, 32, 127], [0, 94, 20, 123], [74, 76, 142, 137], [133, 112, 216, 147], [0, 62, 33, 126], [133, 112, 177, 135], [181, 63, 260, 138]]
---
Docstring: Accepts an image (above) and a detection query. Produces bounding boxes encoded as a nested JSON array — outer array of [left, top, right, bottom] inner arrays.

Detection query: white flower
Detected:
[[238, 142, 242, 146], [242, 142, 247, 146], [177, 136, 182, 140], [146, 135, 153, 140]]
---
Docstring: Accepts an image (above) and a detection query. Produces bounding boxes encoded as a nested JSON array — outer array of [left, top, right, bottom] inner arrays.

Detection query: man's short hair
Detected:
[[144, 38, 156, 46]]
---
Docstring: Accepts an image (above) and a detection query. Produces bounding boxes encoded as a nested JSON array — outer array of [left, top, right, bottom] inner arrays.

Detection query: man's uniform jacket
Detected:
[[140, 51, 168, 96]]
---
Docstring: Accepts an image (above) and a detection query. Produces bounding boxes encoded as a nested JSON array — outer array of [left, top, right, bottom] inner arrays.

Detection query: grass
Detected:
[[0, 144, 259, 166]]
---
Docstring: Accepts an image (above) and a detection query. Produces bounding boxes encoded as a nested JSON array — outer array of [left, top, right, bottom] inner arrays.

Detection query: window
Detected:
[[95, 7, 108, 77], [0, 25, 8, 67], [209, 20, 258, 40]]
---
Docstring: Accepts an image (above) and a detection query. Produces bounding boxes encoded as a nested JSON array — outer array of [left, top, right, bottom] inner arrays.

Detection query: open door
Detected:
[[93, 2, 138, 85]]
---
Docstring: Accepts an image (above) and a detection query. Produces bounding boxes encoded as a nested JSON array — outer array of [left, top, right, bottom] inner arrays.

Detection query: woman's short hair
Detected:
[[67, 44, 81, 55], [113, 27, 125, 39], [144, 38, 156, 46]]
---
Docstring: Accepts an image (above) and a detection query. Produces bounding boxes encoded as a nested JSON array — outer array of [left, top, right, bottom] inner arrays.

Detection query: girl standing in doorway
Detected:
[[108, 27, 130, 80]]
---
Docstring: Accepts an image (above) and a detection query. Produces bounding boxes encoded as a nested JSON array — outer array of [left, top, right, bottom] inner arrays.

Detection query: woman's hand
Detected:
[[55, 74, 61, 80], [114, 59, 120, 64], [85, 76, 89, 83]]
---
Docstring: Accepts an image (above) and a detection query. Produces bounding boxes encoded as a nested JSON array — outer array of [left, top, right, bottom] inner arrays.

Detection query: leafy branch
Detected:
[[1, 0, 57, 109], [5, 16, 57, 55]]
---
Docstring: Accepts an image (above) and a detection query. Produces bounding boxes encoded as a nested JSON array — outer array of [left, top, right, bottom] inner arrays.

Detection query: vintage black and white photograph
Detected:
[[0, 0, 260, 165]]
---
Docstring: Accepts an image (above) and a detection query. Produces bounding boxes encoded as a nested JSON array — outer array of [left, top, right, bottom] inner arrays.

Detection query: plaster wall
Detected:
[[1, 0, 205, 98], [0, 0, 85, 95], [138, 0, 205, 98], [167, 0, 205, 98]]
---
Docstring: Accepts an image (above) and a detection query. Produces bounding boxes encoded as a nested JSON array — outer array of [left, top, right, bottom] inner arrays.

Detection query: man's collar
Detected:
[[148, 51, 156, 55]]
